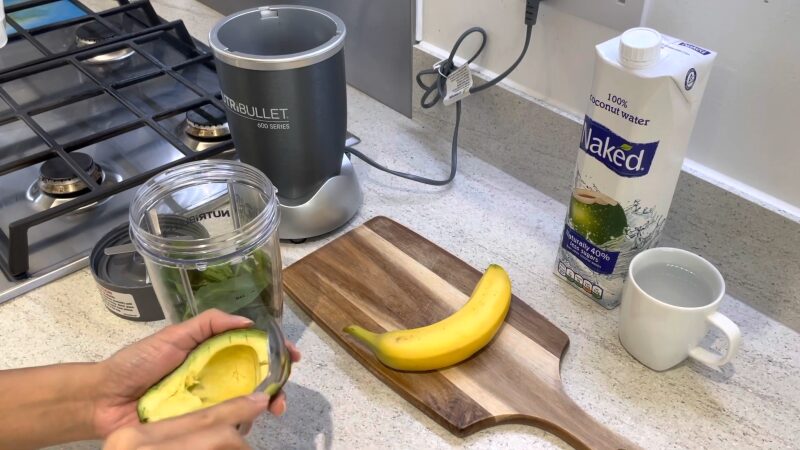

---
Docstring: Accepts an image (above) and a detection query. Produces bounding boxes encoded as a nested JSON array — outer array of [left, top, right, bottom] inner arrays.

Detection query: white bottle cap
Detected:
[[619, 27, 662, 69]]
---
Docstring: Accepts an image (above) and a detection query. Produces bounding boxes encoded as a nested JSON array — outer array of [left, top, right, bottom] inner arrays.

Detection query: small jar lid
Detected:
[[92, 224, 148, 289], [91, 224, 166, 322], [619, 27, 662, 69]]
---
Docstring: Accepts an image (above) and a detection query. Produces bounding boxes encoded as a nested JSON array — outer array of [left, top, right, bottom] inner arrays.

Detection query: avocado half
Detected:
[[137, 328, 270, 423], [569, 188, 627, 246]]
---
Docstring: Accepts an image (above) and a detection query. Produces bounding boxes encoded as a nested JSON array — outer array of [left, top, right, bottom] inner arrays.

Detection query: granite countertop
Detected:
[[0, 1, 798, 449]]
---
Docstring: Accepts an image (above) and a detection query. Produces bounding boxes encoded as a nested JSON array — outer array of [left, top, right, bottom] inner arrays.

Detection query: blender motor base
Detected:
[[277, 154, 362, 240]]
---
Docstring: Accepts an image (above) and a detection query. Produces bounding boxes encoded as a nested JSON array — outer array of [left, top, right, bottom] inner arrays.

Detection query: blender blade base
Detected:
[[277, 154, 362, 240]]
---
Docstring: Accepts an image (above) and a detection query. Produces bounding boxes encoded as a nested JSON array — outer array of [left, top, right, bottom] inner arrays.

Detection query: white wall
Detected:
[[421, 0, 800, 216]]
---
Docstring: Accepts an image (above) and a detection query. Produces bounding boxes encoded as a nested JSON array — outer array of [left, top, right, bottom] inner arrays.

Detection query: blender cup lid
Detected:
[[91, 224, 148, 289], [209, 5, 346, 71]]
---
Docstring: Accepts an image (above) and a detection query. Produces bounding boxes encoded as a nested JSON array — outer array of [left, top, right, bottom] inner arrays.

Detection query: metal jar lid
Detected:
[[209, 5, 346, 71], [91, 224, 163, 322]]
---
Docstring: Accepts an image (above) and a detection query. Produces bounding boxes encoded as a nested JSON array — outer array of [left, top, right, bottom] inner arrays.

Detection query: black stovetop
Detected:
[[0, 0, 233, 301]]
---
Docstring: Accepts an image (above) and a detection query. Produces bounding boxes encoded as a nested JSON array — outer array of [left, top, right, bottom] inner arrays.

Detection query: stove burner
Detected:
[[75, 22, 135, 64], [184, 107, 231, 140], [27, 168, 122, 213], [38, 153, 104, 198]]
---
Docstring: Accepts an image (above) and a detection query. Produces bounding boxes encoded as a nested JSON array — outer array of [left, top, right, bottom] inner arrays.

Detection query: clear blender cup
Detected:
[[129, 160, 289, 392]]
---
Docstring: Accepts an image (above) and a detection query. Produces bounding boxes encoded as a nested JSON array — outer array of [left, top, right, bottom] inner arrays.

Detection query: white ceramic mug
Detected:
[[619, 247, 741, 371]]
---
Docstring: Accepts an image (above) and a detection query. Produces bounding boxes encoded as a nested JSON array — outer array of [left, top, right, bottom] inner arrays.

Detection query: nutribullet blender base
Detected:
[[277, 154, 362, 240]]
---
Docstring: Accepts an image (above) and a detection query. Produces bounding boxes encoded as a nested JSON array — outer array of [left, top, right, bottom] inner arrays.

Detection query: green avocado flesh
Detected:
[[137, 329, 268, 423], [569, 189, 627, 246]]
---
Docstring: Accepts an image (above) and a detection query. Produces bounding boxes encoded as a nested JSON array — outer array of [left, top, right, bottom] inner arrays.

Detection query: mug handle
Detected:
[[688, 312, 741, 368]]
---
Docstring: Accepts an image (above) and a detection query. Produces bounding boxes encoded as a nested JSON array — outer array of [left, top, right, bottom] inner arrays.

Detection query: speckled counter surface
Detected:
[[1, 1, 798, 449]]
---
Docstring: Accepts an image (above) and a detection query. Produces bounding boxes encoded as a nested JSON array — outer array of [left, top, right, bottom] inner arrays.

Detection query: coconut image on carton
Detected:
[[569, 188, 627, 246]]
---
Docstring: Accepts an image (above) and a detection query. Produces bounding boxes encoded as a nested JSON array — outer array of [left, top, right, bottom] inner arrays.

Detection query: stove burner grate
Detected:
[[0, 0, 234, 277]]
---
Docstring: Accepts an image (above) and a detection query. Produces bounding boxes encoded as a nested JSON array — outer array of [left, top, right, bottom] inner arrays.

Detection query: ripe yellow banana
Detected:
[[343, 264, 512, 371]]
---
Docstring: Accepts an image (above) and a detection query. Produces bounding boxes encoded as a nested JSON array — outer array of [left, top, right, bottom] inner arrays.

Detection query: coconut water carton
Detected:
[[554, 28, 716, 308]]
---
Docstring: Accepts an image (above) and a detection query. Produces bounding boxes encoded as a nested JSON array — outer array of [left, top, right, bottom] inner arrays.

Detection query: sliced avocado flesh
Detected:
[[137, 329, 268, 423]]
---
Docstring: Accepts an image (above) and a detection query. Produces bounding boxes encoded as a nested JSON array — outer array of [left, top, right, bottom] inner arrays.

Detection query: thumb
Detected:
[[139, 393, 269, 442]]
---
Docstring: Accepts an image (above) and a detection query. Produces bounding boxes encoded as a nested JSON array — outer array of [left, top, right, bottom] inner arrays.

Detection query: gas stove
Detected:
[[0, 0, 235, 303]]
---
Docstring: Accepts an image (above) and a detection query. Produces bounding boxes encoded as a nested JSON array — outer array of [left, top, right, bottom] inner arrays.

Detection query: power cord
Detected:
[[347, 0, 541, 186]]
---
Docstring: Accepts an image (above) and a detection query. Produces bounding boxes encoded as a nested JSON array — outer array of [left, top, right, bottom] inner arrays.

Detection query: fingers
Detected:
[[103, 426, 147, 450], [140, 425, 251, 450], [157, 310, 301, 360], [268, 340, 297, 417], [268, 391, 287, 416], [139, 393, 269, 442], [266, 341, 297, 418], [103, 395, 267, 449], [160, 309, 254, 352], [230, 393, 286, 434], [285, 341, 301, 363]]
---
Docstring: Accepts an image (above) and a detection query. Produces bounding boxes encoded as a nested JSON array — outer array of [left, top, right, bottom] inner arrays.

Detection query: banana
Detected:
[[343, 264, 512, 371]]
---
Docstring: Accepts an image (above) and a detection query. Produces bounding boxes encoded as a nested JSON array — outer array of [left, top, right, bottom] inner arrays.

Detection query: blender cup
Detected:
[[129, 160, 289, 392]]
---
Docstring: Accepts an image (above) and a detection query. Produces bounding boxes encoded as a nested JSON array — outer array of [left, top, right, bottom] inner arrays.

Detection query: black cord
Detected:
[[348, 20, 535, 186], [417, 27, 488, 109], [470, 25, 532, 94], [348, 101, 462, 186]]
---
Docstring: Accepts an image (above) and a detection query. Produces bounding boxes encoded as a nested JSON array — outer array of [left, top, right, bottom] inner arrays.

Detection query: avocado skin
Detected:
[[136, 328, 267, 423]]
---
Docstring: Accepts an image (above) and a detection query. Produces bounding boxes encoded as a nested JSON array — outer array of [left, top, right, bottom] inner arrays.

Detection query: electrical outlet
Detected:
[[547, 0, 648, 31]]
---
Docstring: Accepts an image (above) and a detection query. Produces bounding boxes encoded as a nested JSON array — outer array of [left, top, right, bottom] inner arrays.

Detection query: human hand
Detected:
[[92, 309, 301, 437], [102, 393, 268, 450]]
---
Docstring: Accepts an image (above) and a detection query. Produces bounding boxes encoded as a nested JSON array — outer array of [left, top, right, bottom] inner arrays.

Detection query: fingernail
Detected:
[[235, 316, 255, 326], [247, 392, 269, 406]]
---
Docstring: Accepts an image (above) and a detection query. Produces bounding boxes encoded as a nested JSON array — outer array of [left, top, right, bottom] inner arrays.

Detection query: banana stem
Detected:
[[343, 325, 380, 351]]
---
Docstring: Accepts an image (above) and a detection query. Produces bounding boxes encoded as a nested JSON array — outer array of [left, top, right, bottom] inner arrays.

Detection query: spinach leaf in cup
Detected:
[[160, 248, 273, 321]]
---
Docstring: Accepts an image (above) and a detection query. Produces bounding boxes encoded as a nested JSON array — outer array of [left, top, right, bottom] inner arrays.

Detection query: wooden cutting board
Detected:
[[283, 217, 635, 450]]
